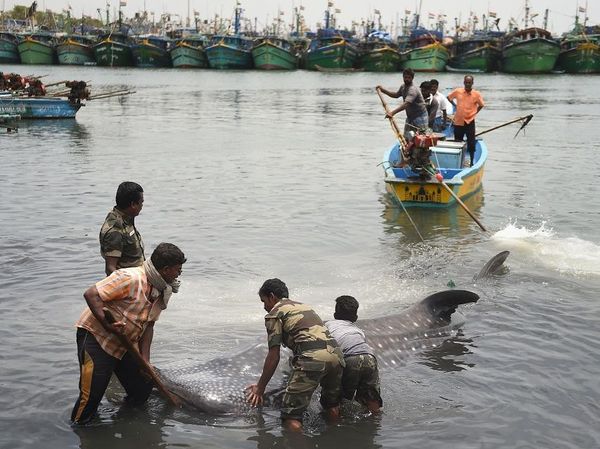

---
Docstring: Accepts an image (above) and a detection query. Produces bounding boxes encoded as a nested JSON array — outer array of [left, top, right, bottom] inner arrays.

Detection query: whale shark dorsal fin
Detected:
[[421, 290, 480, 321], [475, 251, 510, 280]]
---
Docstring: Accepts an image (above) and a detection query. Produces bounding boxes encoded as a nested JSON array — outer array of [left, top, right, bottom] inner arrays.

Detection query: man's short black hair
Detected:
[[334, 295, 359, 322], [420, 81, 431, 89], [258, 278, 289, 300], [151, 242, 186, 269], [115, 181, 143, 209], [430, 79, 439, 86], [402, 68, 415, 77]]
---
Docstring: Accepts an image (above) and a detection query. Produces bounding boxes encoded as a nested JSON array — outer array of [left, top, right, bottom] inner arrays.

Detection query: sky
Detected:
[[3, 0, 597, 35]]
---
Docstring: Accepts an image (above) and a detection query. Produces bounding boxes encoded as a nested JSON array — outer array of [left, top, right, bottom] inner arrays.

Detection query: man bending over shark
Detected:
[[71, 243, 186, 424], [325, 296, 382, 413], [246, 278, 345, 431]]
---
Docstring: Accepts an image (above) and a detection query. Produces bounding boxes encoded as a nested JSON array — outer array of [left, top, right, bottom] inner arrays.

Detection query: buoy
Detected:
[[435, 173, 443, 182]]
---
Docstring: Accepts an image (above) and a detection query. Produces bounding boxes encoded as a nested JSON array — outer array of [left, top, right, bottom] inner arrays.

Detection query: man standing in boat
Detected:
[[420, 81, 439, 130], [376, 68, 428, 136], [447, 75, 485, 167], [429, 79, 450, 132], [100, 182, 145, 276]]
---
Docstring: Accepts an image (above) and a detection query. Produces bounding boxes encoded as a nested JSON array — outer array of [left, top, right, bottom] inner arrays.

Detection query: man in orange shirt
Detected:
[[71, 242, 186, 425], [447, 75, 485, 167]]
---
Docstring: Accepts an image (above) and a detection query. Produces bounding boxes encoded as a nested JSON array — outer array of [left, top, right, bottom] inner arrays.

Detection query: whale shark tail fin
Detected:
[[421, 290, 480, 322], [474, 250, 510, 280]]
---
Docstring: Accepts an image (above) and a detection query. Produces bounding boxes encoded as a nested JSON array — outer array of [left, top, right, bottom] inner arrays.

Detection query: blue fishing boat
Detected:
[[205, 6, 253, 69], [205, 35, 253, 69], [382, 134, 487, 207], [0, 94, 81, 118], [0, 32, 20, 63]]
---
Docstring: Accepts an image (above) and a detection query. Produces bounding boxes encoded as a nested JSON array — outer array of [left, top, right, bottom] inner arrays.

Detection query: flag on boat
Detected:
[[405, 9, 411, 15], [488, 11, 497, 18], [428, 12, 436, 19], [335, 8, 341, 13], [119, 0, 127, 6], [374, 9, 380, 15], [579, 6, 586, 13]]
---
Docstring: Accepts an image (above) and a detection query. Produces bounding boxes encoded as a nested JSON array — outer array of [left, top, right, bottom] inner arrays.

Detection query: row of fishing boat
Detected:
[[2, 24, 599, 74]]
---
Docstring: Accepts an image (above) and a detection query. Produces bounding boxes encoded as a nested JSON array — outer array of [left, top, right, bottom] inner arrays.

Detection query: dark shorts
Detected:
[[342, 354, 382, 407], [280, 348, 344, 421]]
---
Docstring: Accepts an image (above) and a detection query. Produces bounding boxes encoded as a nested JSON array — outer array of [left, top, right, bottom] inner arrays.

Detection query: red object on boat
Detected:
[[414, 134, 439, 148]]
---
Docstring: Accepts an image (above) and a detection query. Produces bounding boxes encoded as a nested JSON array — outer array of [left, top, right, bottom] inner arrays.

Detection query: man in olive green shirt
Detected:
[[99, 182, 145, 275], [246, 278, 344, 432]]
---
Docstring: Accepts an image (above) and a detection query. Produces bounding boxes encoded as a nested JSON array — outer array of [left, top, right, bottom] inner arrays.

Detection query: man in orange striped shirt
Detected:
[[71, 242, 186, 425], [447, 75, 485, 167]]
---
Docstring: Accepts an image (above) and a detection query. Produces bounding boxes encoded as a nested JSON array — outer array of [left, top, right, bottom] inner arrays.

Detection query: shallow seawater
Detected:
[[1, 66, 600, 449]]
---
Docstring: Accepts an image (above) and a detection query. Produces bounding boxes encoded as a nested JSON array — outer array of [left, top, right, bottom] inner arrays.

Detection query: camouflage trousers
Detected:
[[281, 348, 344, 421], [342, 354, 382, 407]]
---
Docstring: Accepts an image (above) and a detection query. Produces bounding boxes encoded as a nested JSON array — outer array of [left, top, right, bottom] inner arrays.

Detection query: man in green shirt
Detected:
[[99, 182, 145, 275], [246, 278, 344, 432]]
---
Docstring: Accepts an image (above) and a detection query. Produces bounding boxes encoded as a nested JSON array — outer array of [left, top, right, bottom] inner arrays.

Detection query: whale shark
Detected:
[[157, 253, 509, 414], [157, 290, 479, 414]]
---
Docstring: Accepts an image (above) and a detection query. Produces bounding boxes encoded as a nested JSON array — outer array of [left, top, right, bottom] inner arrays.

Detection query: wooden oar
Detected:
[[103, 308, 181, 407], [425, 167, 487, 232], [375, 87, 410, 163], [475, 114, 533, 138], [376, 87, 426, 242], [44, 80, 69, 88]]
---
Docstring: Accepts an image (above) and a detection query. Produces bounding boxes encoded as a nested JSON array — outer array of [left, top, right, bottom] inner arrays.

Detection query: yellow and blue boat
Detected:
[[382, 136, 487, 207]]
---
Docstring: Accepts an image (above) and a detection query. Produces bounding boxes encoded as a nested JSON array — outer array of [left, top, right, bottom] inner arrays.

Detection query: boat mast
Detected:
[[234, 2, 241, 35], [324, 1, 330, 29], [542, 9, 548, 30], [186, 0, 190, 27], [524, 0, 529, 28]]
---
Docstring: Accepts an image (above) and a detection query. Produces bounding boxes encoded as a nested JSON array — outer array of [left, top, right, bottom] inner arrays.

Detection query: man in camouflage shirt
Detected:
[[100, 182, 145, 275], [246, 278, 345, 432]]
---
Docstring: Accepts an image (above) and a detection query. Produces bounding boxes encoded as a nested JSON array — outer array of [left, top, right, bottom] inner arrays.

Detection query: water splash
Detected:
[[492, 221, 600, 277]]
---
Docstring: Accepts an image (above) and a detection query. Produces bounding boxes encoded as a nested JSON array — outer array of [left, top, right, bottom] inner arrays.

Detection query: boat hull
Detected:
[[501, 38, 559, 73], [132, 44, 172, 68], [557, 43, 600, 74], [305, 41, 358, 70], [56, 42, 95, 65], [448, 45, 500, 72], [17, 40, 55, 65], [206, 43, 253, 69], [0, 37, 20, 63], [94, 41, 133, 67], [170, 44, 207, 68], [400, 42, 449, 72], [382, 139, 487, 207], [360, 46, 401, 72], [0, 97, 81, 119], [252, 42, 298, 70]]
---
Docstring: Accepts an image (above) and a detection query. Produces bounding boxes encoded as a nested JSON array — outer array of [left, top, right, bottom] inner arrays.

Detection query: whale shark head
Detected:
[[157, 289, 479, 414]]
